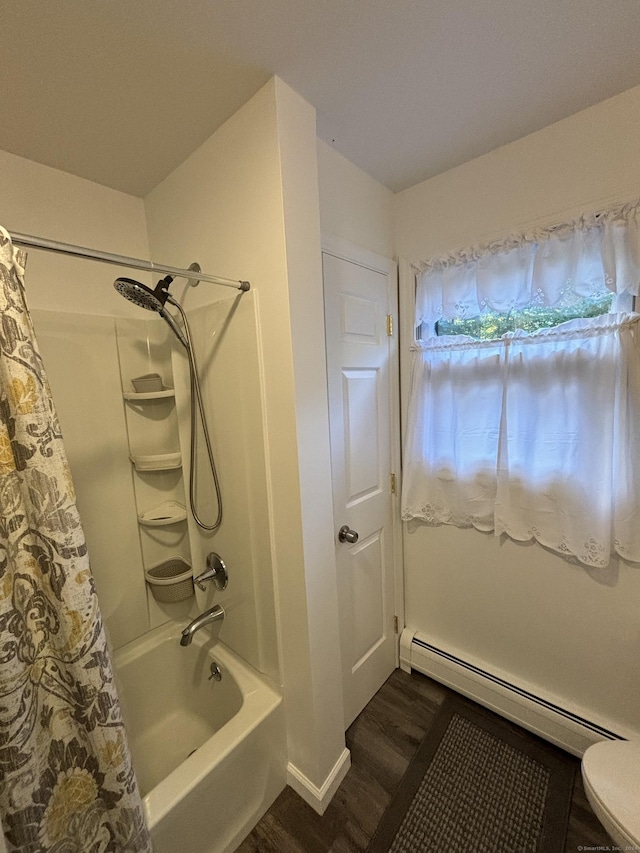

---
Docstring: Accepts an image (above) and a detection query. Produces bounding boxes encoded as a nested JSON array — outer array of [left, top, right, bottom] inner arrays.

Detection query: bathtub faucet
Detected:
[[180, 605, 225, 646]]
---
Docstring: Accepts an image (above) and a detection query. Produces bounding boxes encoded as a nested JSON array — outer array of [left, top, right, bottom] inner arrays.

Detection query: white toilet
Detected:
[[582, 739, 640, 848]]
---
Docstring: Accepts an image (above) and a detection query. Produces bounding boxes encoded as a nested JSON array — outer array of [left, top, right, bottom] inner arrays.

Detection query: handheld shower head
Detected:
[[113, 276, 188, 348], [158, 306, 189, 349], [114, 277, 169, 312]]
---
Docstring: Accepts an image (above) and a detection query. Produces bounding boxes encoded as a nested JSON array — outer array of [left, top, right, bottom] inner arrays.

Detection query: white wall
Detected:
[[396, 85, 640, 261], [0, 149, 150, 316], [317, 138, 394, 258], [394, 85, 640, 737], [274, 80, 350, 804], [144, 81, 286, 681], [144, 78, 347, 807]]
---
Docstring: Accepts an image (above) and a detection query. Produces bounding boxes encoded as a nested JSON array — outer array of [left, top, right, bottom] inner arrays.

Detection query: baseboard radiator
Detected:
[[400, 629, 625, 758]]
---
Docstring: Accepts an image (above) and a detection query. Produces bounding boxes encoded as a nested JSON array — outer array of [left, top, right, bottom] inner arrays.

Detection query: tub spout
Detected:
[[180, 605, 225, 646]]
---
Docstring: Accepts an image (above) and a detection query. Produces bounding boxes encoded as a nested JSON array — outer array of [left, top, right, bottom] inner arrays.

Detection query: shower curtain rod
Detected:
[[9, 230, 251, 292]]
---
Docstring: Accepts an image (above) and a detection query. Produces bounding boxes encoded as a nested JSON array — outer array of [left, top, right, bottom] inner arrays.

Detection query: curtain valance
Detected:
[[415, 198, 640, 335]]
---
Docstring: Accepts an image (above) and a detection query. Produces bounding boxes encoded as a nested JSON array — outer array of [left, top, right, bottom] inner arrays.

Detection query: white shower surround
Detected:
[[31, 288, 290, 847]]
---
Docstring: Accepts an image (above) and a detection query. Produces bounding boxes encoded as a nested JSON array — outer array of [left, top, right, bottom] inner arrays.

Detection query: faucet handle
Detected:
[[194, 552, 229, 591]]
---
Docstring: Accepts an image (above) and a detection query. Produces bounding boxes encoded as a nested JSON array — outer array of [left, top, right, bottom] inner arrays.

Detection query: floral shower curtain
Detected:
[[0, 228, 152, 852]]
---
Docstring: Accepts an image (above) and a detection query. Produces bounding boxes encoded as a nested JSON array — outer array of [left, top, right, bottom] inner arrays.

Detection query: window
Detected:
[[401, 200, 640, 568], [433, 292, 615, 339]]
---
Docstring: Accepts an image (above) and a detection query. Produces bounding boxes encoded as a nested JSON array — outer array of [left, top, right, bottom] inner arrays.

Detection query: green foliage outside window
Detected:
[[435, 293, 613, 340]]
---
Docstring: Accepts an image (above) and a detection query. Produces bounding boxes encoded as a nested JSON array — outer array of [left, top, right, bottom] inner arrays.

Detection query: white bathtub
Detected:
[[113, 621, 286, 853]]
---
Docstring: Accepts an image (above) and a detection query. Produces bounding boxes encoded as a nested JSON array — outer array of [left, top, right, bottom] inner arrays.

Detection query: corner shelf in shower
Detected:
[[129, 452, 182, 471], [123, 389, 176, 401], [137, 500, 187, 527]]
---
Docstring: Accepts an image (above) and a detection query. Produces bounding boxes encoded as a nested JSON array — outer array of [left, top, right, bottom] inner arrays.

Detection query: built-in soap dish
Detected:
[[144, 556, 193, 602], [130, 452, 182, 471], [137, 500, 187, 527], [123, 388, 175, 401]]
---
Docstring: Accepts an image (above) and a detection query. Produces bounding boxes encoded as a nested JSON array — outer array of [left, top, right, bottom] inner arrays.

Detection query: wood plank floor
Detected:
[[237, 668, 613, 853]]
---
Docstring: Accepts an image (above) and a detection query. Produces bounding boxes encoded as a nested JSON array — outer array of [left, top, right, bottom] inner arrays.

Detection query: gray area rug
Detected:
[[367, 693, 575, 853]]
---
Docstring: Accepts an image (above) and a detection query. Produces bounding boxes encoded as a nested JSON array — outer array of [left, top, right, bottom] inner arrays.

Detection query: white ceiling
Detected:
[[3, 1, 640, 197]]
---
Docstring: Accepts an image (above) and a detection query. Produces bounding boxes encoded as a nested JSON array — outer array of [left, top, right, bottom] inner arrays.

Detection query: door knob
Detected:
[[338, 525, 359, 544]]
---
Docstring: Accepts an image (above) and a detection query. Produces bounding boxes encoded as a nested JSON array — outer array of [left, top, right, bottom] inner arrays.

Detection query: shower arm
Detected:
[[10, 230, 251, 292]]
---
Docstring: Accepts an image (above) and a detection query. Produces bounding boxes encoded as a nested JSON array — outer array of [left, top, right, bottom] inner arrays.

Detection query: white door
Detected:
[[323, 244, 399, 729]]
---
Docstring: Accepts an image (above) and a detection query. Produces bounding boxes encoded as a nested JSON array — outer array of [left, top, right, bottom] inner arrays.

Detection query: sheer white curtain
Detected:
[[401, 200, 640, 568], [414, 200, 640, 331]]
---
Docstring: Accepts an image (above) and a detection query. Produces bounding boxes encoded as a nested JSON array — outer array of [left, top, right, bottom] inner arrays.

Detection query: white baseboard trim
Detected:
[[287, 748, 351, 815]]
